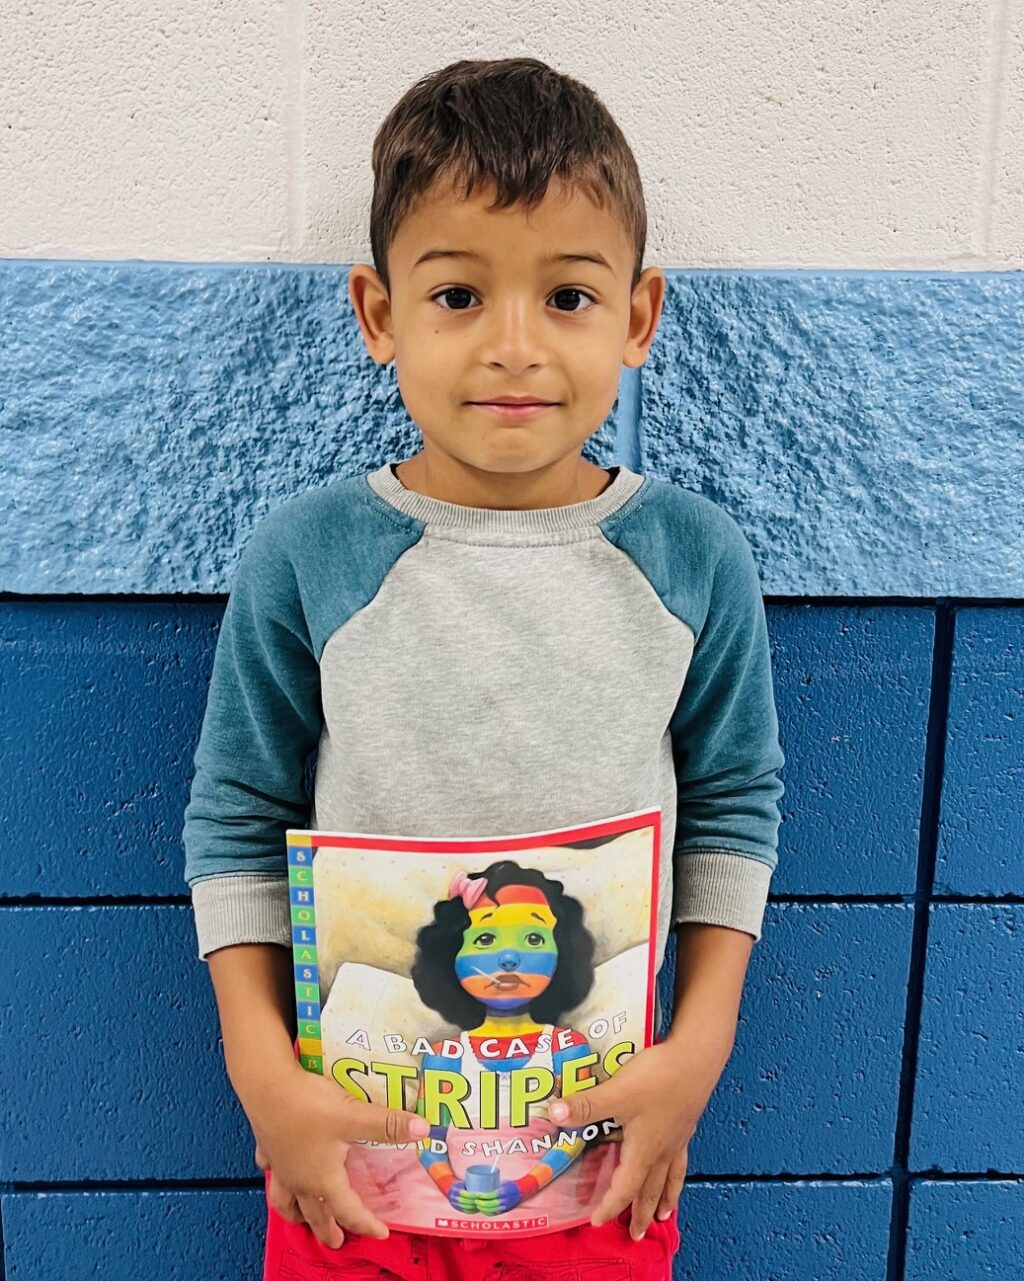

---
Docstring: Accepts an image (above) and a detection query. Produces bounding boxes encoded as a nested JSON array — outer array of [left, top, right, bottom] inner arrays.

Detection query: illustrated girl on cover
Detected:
[[410, 860, 599, 1217]]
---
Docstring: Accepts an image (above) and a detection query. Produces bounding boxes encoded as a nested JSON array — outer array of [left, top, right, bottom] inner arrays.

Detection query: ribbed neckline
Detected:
[[363, 460, 647, 536]]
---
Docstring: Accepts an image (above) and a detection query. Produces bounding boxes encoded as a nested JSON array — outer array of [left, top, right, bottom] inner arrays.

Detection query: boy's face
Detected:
[[348, 175, 664, 492]]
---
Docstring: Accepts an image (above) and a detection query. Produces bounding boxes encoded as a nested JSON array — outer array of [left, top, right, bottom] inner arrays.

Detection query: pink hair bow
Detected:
[[449, 870, 488, 909]]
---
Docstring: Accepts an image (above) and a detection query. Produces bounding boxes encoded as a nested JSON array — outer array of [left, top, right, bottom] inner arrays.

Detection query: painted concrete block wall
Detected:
[[2, 3, 1023, 1278], [2, 3, 1022, 267], [1, 267, 1022, 1281], [3, 593, 1022, 1279]]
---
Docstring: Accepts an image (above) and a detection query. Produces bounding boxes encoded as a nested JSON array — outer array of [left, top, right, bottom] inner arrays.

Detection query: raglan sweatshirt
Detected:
[[182, 460, 786, 1010]]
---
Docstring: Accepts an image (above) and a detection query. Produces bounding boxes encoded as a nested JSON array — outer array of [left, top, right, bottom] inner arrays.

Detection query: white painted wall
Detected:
[[1, 0, 1020, 268]]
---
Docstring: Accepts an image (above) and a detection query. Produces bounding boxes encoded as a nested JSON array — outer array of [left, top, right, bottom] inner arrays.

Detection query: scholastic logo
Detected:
[[434, 1216, 549, 1231]]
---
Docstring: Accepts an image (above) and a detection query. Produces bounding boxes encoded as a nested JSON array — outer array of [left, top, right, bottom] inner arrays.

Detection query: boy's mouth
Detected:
[[469, 402, 557, 420], [469, 394, 558, 405]]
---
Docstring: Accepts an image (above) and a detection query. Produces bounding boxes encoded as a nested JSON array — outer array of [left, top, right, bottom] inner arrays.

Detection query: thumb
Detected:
[[549, 1078, 622, 1128], [344, 1097, 431, 1145]]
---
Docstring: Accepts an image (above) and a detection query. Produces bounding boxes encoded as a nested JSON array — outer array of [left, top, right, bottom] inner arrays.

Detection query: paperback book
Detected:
[[286, 807, 661, 1238]]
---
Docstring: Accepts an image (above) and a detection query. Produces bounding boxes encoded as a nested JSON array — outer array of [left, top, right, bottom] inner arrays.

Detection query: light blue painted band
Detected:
[[1, 261, 1020, 595]]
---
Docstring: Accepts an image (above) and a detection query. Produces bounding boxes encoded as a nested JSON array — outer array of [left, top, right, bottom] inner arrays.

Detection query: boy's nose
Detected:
[[499, 952, 519, 970]]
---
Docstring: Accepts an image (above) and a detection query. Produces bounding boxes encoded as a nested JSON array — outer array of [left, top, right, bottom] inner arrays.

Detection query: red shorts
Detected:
[[262, 1171, 681, 1281]]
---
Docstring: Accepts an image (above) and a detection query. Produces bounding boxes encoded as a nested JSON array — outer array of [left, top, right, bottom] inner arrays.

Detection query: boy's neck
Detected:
[[393, 450, 615, 510]]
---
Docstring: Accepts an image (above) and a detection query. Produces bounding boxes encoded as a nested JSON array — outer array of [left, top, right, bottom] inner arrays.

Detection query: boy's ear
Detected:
[[622, 265, 666, 369], [348, 263, 396, 365]]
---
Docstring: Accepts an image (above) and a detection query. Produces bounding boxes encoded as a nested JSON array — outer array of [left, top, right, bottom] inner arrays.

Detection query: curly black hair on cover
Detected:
[[411, 860, 596, 1030]]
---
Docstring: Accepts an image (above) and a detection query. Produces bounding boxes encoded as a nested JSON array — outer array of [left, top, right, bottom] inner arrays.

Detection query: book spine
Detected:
[[287, 835, 323, 1073]]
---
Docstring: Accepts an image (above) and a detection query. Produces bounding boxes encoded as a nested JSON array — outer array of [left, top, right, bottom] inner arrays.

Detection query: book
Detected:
[[286, 807, 661, 1238]]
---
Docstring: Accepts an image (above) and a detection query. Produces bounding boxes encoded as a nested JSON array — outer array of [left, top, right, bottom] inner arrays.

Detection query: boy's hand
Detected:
[[548, 1027, 731, 1240], [244, 1059, 429, 1248]]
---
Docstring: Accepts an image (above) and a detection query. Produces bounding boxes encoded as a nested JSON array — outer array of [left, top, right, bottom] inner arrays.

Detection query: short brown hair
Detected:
[[368, 58, 647, 294]]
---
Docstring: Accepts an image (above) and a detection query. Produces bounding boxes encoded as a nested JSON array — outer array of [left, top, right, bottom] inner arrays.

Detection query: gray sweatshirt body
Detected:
[[183, 461, 786, 1029]]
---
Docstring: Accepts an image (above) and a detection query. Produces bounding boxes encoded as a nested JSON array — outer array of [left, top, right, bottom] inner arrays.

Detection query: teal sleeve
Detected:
[[182, 512, 323, 959], [668, 513, 786, 939]]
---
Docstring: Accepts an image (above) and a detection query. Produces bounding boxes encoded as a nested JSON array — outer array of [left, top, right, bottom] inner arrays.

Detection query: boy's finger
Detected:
[[655, 1145, 688, 1222], [339, 1098, 430, 1147], [590, 1132, 656, 1227], [266, 1170, 303, 1223], [548, 1077, 622, 1129], [629, 1160, 670, 1240], [296, 1192, 345, 1249], [327, 1168, 390, 1241]]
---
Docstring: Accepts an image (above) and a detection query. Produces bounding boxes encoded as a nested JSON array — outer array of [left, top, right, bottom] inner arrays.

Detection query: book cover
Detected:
[[286, 807, 661, 1238]]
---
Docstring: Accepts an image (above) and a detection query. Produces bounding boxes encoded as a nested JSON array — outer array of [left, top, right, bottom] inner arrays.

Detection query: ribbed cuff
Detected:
[[190, 873, 291, 961], [671, 849, 775, 942]]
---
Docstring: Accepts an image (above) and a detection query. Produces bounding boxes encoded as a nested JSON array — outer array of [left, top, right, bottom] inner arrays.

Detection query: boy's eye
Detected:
[[473, 933, 496, 947], [430, 287, 595, 314], [525, 932, 545, 947]]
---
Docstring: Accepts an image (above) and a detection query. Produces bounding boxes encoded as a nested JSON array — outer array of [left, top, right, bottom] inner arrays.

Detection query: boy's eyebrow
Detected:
[[412, 248, 614, 272]]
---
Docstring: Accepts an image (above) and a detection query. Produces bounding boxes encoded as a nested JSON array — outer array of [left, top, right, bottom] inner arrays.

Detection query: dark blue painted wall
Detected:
[[1, 262, 1022, 1281], [3, 599, 1020, 1279]]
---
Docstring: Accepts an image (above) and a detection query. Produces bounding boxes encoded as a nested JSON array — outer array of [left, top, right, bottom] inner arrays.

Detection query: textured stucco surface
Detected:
[[2, 261, 1021, 595], [0, 259, 607, 593], [639, 270, 1024, 597]]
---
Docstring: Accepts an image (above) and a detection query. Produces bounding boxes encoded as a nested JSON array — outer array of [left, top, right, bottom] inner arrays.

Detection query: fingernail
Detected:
[[410, 1118, 430, 1137], [550, 1102, 568, 1121], [657, 1208, 672, 1221]]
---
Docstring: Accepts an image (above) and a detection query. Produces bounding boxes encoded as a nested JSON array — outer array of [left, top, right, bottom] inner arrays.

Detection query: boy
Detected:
[[183, 57, 785, 1281]]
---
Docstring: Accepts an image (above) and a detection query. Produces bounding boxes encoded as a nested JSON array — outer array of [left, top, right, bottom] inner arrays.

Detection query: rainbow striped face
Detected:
[[454, 902, 558, 1010]]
